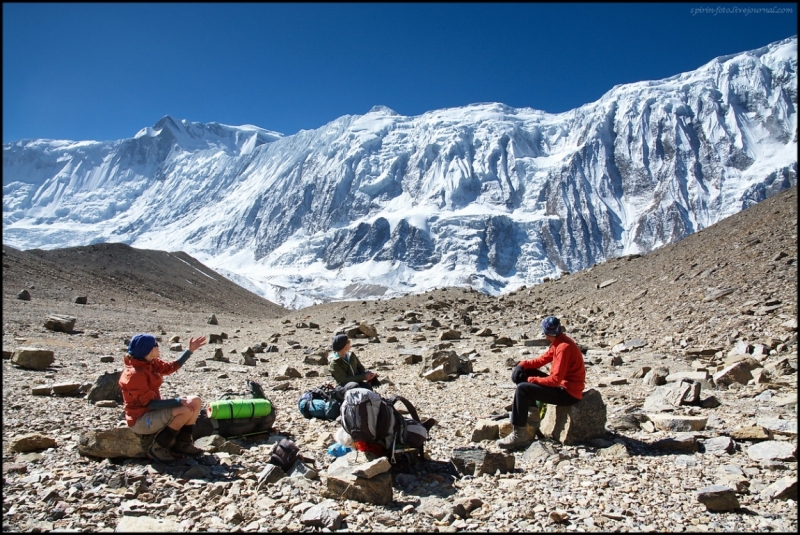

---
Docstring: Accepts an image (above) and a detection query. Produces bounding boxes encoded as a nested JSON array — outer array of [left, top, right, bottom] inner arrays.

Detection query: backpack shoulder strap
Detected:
[[388, 395, 420, 422], [307, 387, 333, 401]]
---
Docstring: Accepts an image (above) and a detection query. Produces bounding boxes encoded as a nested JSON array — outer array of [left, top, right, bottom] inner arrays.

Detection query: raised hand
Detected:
[[188, 336, 207, 353]]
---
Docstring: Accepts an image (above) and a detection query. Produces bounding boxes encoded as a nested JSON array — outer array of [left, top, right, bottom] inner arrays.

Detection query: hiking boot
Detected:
[[172, 440, 203, 456], [171, 425, 202, 456], [147, 441, 176, 465], [496, 425, 532, 450]]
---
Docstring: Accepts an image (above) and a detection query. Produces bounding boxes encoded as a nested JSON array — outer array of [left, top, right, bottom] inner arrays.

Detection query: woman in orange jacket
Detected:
[[118, 333, 206, 464]]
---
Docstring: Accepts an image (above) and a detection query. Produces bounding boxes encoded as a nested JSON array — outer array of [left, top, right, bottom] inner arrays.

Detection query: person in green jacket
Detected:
[[328, 334, 379, 397]]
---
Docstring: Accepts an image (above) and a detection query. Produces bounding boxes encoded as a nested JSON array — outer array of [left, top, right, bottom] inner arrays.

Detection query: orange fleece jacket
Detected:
[[519, 333, 585, 399]]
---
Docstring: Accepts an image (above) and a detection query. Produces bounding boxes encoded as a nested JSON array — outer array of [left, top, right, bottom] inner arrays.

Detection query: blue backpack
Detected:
[[298, 385, 341, 421]]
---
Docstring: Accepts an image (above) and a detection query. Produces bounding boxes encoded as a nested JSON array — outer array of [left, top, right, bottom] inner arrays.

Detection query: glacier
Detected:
[[3, 37, 797, 309]]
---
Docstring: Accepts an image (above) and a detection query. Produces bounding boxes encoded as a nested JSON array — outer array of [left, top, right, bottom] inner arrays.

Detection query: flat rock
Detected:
[[730, 426, 773, 441], [31, 385, 52, 396], [352, 457, 391, 479], [746, 441, 797, 462], [116, 515, 182, 532], [44, 314, 76, 333], [10, 433, 57, 452], [471, 419, 500, 442], [521, 441, 559, 464], [417, 496, 452, 520], [756, 418, 797, 436], [702, 436, 734, 455], [52, 382, 82, 395], [713, 362, 753, 386], [256, 464, 286, 489], [760, 476, 798, 501], [323, 471, 392, 505], [696, 485, 740, 511], [652, 434, 698, 453], [597, 442, 630, 458], [300, 505, 343, 530], [665, 371, 710, 383], [11, 347, 55, 371], [451, 447, 514, 476], [648, 414, 707, 432]]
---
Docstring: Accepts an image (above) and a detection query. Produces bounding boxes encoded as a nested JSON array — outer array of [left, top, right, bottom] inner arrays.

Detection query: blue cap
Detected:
[[541, 316, 563, 336], [128, 334, 158, 360]]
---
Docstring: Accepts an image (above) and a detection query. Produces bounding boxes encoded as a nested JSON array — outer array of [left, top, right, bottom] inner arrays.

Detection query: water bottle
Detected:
[[327, 443, 352, 457]]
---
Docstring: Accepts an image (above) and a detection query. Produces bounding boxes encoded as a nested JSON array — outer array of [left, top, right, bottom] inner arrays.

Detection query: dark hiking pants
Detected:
[[510, 366, 580, 427]]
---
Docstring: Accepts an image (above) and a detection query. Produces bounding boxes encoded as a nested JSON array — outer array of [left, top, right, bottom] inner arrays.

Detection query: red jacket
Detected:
[[519, 333, 585, 399], [119, 356, 181, 426]]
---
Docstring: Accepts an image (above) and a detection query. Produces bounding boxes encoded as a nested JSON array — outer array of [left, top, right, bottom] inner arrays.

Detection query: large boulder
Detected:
[[10, 433, 57, 452], [470, 420, 500, 442], [300, 504, 344, 530], [540, 389, 607, 445], [322, 451, 393, 505], [746, 441, 797, 462], [760, 476, 798, 501], [44, 314, 76, 333], [662, 379, 701, 406], [450, 447, 515, 476], [420, 350, 460, 377], [78, 427, 146, 459], [643, 366, 670, 386], [359, 321, 378, 338], [713, 362, 753, 386], [11, 347, 55, 371], [422, 365, 450, 382], [86, 371, 123, 402], [696, 485, 740, 511]]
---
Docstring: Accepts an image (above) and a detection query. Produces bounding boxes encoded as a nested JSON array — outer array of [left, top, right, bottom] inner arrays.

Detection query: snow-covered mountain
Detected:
[[3, 37, 797, 309]]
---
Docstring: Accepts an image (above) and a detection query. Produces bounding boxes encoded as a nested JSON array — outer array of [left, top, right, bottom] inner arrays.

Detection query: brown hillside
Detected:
[[2, 242, 288, 320]]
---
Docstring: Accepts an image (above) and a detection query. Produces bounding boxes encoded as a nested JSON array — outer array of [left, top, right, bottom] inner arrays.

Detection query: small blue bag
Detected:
[[298, 386, 341, 421]]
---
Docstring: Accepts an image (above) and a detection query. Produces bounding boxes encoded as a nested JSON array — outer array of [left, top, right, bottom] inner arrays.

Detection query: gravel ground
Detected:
[[2, 186, 796, 532]]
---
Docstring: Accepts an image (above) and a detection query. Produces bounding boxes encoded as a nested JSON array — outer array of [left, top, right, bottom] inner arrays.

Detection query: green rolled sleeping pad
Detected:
[[208, 398, 272, 419]]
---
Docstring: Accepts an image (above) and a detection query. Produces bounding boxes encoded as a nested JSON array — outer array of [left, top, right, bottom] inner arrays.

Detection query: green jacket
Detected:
[[329, 351, 367, 385]]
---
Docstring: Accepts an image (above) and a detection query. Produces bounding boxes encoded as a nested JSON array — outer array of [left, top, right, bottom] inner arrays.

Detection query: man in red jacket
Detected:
[[497, 316, 586, 449], [119, 333, 206, 464]]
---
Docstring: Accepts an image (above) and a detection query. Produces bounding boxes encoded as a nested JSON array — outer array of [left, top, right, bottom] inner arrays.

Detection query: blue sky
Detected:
[[3, 3, 796, 143]]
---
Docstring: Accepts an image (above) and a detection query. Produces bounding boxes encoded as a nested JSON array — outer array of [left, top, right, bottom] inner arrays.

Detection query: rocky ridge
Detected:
[[1, 186, 797, 532]]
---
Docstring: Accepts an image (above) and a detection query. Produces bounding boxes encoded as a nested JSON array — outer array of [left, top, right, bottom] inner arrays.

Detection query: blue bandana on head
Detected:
[[128, 334, 157, 360], [541, 316, 563, 336]]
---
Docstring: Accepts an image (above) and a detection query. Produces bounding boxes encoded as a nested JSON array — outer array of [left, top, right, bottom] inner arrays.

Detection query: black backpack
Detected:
[[192, 380, 276, 440], [297, 384, 341, 420]]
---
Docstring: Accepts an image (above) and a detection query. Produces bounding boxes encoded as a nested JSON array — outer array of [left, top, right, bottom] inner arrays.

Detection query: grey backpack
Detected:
[[340, 388, 428, 460]]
